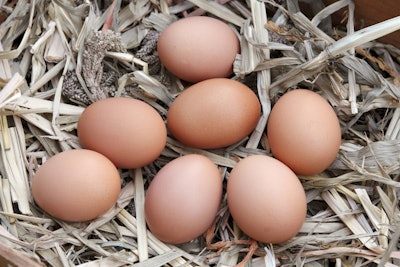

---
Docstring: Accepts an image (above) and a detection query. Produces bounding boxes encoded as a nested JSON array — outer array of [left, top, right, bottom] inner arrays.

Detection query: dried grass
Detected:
[[0, 0, 400, 266]]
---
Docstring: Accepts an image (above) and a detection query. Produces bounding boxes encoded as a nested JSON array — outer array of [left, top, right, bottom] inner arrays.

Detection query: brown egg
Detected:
[[157, 16, 240, 83], [145, 154, 222, 244], [167, 78, 260, 149], [77, 97, 167, 169], [31, 149, 121, 222], [227, 155, 307, 244], [267, 89, 341, 175]]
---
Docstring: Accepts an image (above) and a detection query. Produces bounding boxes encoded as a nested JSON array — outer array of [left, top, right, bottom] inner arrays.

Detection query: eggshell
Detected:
[[267, 89, 341, 175], [145, 154, 222, 244], [157, 16, 240, 83], [77, 97, 167, 169], [227, 155, 307, 244], [167, 78, 260, 149], [31, 149, 121, 222]]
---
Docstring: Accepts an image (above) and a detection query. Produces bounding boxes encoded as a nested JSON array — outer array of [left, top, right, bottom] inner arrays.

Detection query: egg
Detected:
[[267, 89, 341, 175], [31, 149, 121, 222], [227, 155, 307, 244], [157, 16, 240, 83], [77, 97, 167, 169], [145, 154, 222, 244], [167, 78, 260, 149]]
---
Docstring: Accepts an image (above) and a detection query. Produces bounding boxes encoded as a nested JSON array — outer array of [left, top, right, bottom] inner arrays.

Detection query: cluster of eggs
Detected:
[[31, 97, 168, 222], [31, 16, 341, 245]]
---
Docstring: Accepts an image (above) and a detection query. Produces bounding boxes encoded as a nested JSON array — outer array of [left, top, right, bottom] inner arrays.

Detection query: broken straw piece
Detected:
[[0, 73, 24, 108], [326, 16, 400, 58], [44, 30, 66, 63]]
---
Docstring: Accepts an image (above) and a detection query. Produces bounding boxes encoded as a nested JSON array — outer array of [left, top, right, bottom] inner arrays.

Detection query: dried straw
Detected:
[[0, 0, 400, 266]]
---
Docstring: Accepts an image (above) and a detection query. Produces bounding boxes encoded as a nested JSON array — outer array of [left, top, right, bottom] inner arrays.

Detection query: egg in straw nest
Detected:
[[0, 0, 400, 266]]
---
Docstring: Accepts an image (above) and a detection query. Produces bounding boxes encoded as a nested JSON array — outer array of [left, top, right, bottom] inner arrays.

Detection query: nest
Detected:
[[0, 0, 400, 266]]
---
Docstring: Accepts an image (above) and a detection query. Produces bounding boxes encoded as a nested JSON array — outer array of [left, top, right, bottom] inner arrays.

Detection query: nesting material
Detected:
[[0, 0, 400, 266]]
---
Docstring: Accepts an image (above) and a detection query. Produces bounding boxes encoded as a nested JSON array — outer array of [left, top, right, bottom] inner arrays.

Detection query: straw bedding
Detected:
[[0, 0, 399, 266]]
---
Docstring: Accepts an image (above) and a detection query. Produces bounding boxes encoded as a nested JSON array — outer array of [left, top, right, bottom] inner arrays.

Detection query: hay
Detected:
[[0, 0, 400, 266]]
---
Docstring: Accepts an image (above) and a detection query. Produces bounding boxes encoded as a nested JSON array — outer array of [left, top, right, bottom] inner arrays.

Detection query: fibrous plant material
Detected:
[[134, 29, 161, 75], [62, 30, 125, 105]]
